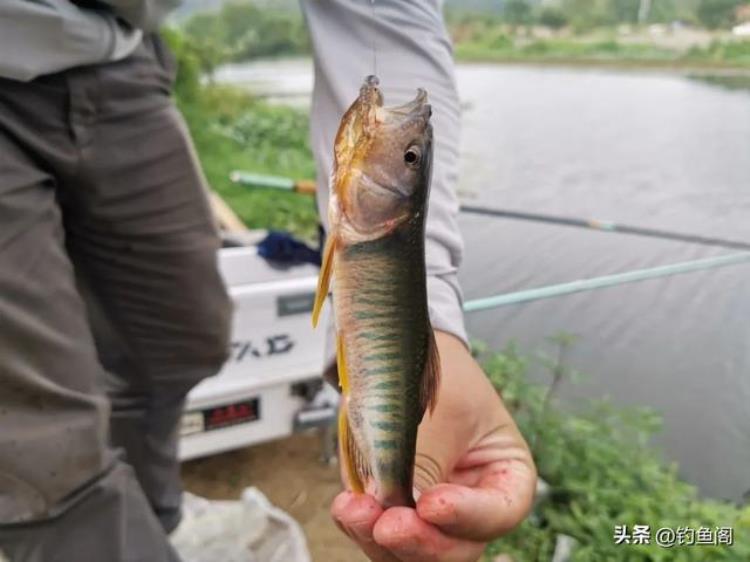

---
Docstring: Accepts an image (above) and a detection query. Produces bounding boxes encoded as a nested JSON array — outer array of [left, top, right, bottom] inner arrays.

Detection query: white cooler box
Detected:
[[178, 244, 333, 461]]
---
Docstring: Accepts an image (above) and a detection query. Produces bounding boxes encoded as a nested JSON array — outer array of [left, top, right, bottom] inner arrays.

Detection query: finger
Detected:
[[331, 492, 400, 562], [331, 491, 381, 540], [416, 460, 536, 541], [373, 507, 485, 562]]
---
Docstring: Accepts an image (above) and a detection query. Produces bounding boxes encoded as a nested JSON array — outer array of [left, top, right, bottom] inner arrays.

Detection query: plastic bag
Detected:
[[171, 488, 311, 562]]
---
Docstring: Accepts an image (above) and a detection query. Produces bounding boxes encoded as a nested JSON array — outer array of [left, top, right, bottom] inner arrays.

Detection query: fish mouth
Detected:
[[358, 75, 432, 125], [387, 87, 430, 117]]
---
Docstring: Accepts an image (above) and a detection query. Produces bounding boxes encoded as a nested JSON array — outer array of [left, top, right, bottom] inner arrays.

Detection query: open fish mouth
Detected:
[[387, 88, 429, 115], [358, 75, 431, 125]]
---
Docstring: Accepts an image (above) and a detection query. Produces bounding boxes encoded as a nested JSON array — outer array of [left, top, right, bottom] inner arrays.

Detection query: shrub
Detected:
[[538, 7, 569, 30]]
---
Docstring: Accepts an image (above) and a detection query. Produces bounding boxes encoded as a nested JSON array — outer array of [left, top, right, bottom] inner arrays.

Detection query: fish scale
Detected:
[[338, 233, 426, 494]]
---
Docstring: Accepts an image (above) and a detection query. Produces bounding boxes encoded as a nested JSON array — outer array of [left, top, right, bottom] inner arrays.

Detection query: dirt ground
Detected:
[[181, 431, 368, 562]]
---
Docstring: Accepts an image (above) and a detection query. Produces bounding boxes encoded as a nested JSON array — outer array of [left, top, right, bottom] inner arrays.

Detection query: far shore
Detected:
[[453, 53, 750, 76]]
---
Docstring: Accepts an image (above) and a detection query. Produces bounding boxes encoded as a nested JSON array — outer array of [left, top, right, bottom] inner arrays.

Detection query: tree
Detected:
[[504, 0, 532, 25], [181, 1, 310, 63], [538, 6, 569, 29], [697, 0, 742, 28]]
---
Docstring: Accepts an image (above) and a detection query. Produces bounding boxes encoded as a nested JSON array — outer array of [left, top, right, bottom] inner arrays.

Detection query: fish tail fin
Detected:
[[312, 235, 336, 328], [420, 329, 441, 416]]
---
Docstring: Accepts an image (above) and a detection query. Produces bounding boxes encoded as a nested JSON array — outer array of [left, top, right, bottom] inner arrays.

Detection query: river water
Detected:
[[215, 60, 750, 502]]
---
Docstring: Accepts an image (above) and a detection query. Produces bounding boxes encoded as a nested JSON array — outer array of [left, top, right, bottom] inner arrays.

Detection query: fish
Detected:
[[312, 75, 440, 508]]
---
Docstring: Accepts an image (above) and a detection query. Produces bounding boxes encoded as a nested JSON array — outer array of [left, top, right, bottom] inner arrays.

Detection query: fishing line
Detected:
[[460, 205, 750, 252], [370, 0, 378, 77]]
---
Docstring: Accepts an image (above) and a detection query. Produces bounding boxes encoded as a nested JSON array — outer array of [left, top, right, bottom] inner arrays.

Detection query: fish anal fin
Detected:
[[336, 333, 349, 394], [337, 335, 370, 492], [338, 401, 368, 493], [312, 235, 336, 328], [420, 329, 441, 416]]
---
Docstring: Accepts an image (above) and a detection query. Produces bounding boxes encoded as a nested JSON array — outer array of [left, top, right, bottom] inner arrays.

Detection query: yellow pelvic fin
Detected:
[[338, 401, 366, 493], [336, 333, 349, 394], [336, 335, 370, 493], [312, 235, 335, 328], [420, 329, 441, 416]]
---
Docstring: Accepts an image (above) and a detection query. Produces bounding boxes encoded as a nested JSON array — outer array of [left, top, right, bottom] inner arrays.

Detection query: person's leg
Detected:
[[60, 35, 232, 533], [0, 83, 179, 561]]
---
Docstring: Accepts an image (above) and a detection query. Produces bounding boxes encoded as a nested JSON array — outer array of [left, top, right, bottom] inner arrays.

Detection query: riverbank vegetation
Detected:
[[451, 18, 750, 68], [162, 30, 318, 239], [175, 0, 750, 71], [447, 0, 749, 31]]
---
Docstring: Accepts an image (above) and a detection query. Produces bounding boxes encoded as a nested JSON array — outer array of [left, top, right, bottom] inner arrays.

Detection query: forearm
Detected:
[[0, 0, 142, 81], [303, 0, 468, 346]]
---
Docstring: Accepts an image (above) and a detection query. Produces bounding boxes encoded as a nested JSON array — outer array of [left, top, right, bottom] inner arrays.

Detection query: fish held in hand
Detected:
[[313, 75, 440, 508]]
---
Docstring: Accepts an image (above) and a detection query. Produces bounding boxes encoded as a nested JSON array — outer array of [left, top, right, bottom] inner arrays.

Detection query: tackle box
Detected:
[[178, 241, 334, 461]]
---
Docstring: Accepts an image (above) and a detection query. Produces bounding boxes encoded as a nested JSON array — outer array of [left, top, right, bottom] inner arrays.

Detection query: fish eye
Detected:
[[404, 146, 421, 167]]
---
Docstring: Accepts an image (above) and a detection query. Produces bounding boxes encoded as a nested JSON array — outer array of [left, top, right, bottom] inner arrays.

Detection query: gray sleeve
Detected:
[[96, 0, 183, 31], [301, 0, 469, 346], [0, 0, 142, 82]]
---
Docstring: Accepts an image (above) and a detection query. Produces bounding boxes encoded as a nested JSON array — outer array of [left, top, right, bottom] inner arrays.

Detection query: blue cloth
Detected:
[[257, 231, 322, 266]]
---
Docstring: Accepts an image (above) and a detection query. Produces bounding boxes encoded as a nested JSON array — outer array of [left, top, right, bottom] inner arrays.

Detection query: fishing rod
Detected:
[[462, 252, 750, 312], [459, 205, 750, 252], [229, 171, 750, 252]]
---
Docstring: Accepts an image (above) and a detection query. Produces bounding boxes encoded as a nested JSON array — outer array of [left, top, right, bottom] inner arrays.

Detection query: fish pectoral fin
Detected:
[[312, 235, 336, 328], [420, 329, 441, 416], [338, 400, 368, 493]]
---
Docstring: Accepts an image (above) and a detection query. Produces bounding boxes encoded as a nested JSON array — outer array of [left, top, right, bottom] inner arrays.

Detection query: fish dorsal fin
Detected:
[[312, 235, 336, 328], [420, 330, 441, 416], [337, 334, 370, 492]]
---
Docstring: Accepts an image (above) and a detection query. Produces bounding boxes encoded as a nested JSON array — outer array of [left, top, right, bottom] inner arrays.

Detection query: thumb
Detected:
[[416, 457, 537, 541]]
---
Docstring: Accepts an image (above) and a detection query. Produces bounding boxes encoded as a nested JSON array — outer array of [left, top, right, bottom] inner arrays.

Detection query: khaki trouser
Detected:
[[0, 36, 232, 561]]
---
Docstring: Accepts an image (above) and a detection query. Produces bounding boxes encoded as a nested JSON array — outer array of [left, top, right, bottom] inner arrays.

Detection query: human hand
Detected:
[[331, 331, 537, 562]]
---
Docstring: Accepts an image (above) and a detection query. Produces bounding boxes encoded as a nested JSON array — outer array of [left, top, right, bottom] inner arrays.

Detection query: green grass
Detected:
[[456, 37, 679, 65], [163, 28, 318, 240], [177, 86, 319, 240], [454, 31, 750, 70]]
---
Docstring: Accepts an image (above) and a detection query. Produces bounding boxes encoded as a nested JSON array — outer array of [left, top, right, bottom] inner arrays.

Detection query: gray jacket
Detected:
[[0, 0, 178, 81]]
